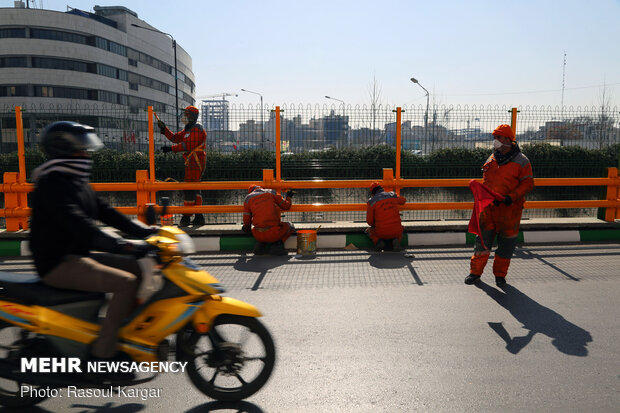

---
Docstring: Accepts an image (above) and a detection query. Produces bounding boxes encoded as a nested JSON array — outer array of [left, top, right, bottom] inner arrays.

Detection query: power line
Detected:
[[444, 82, 620, 97]]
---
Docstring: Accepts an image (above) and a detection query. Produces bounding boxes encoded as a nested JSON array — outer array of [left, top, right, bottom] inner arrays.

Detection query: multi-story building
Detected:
[[0, 3, 195, 151]]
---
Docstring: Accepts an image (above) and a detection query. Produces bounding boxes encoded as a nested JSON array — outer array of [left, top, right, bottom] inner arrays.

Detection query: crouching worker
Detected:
[[243, 185, 296, 255], [366, 182, 406, 252], [29, 121, 157, 379]]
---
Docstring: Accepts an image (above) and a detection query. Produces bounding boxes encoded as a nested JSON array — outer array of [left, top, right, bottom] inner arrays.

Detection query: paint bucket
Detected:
[[296, 230, 317, 256]]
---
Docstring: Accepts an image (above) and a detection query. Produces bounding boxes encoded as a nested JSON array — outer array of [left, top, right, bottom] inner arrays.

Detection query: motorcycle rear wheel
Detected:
[[0, 323, 49, 408], [176, 314, 275, 402]]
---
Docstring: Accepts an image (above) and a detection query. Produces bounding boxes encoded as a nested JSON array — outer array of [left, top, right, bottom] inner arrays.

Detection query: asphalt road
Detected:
[[0, 243, 619, 413]]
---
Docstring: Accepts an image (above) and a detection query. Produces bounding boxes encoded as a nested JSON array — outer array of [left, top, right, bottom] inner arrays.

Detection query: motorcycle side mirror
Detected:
[[145, 203, 157, 226]]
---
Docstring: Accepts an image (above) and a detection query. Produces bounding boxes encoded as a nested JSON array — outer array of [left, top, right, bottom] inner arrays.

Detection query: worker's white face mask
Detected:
[[493, 139, 504, 150]]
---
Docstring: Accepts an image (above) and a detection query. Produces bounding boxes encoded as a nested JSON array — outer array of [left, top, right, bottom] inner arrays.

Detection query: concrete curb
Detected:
[[2, 229, 619, 256]]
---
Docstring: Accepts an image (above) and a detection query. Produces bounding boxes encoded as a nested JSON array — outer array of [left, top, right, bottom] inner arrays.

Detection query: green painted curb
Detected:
[[466, 231, 524, 245], [219, 236, 255, 251], [345, 234, 374, 248], [580, 229, 620, 241], [0, 240, 21, 256]]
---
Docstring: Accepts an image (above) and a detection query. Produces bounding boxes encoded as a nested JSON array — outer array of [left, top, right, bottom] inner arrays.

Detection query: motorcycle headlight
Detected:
[[175, 233, 196, 254]]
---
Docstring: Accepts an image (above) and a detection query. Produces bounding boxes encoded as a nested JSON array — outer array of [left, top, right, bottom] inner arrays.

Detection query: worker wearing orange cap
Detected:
[[366, 182, 406, 251], [242, 185, 296, 255], [465, 124, 534, 287], [158, 105, 207, 227]]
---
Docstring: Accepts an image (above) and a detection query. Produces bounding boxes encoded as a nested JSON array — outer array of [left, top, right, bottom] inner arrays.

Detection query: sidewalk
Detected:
[[1, 217, 619, 256]]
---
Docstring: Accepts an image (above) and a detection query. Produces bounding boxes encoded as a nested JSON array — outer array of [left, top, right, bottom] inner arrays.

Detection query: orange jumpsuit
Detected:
[[243, 188, 293, 244], [163, 122, 206, 207], [470, 149, 534, 278], [366, 191, 406, 244]]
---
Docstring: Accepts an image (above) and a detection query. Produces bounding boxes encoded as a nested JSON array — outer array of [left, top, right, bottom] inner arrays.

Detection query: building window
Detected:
[[32, 57, 88, 72], [0, 56, 28, 67], [34, 86, 53, 97], [108, 41, 127, 57], [0, 85, 29, 97], [30, 29, 88, 45], [95, 36, 108, 50], [0, 28, 26, 38], [96, 63, 118, 79]]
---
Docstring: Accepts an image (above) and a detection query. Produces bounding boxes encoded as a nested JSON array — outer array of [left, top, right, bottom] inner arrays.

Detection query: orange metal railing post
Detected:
[[14, 107, 28, 230], [2, 172, 22, 231], [395, 107, 402, 195], [510, 107, 518, 136], [262, 169, 274, 187], [136, 170, 150, 223], [604, 167, 619, 221], [275, 106, 281, 185], [382, 168, 395, 192], [148, 106, 155, 203]]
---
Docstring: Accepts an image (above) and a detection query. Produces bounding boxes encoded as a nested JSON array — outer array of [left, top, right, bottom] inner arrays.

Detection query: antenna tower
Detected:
[[561, 51, 567, 112]]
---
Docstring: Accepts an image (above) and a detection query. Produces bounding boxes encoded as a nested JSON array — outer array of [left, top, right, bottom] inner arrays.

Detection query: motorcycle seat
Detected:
[[0, 271, 104, 306]]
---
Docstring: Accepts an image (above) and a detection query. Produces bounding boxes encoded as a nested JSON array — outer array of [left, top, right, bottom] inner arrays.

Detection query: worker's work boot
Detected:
[[269, 241, 287, 256], [374, 239, 386, 252], [253, 242, 267, 255], [192, 214, 205, 227], [464, 274, 481, 285], [391, 238, 401, 252], [179, 215, 191, 227]]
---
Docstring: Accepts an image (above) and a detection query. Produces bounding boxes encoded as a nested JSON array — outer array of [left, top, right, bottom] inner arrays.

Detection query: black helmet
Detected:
[[41, 121, 104, 159]]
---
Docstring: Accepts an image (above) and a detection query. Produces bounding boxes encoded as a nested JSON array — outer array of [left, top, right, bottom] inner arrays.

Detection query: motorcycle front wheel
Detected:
[[176, 314, 275, 402], [0, 323, 49, 408]]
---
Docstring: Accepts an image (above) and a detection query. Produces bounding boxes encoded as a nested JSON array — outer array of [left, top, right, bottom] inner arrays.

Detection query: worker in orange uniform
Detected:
[[366, 182, 406, 252], [242, 185, 295, 255], [465, 124, 534, 287], [158, 105, 206, 227]]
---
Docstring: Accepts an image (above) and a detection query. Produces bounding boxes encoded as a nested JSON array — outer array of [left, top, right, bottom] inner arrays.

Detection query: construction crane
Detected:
[[196, 93, 238, 101]]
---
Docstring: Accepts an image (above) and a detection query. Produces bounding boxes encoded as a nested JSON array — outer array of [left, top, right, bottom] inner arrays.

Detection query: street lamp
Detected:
[[241, 89, 264, 149], [131, 23, 179, 130], [325, 95, 348, 147], [410, 77, 430, 152]]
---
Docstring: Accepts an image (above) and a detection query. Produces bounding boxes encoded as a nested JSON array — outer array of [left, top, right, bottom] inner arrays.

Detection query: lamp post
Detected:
[[325, 95, 348, 147], [131, 23, 179, 130], [410, 77, 430, 153], [241, 88, 264, 149]]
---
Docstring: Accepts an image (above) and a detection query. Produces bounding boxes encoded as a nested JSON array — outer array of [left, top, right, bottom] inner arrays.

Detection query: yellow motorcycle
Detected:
[[0, 205, 275, 408]]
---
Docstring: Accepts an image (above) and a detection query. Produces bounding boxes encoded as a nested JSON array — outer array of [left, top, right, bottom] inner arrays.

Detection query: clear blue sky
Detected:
[[36, 0, 620, 108]]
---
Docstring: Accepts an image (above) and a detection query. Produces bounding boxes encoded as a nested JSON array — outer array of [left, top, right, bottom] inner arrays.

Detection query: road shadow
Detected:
[[0, 402, 145, 413], [368, 252, 423, 286], [233, 254, 292, 291], [477, 282, 592, 356], [185, 400, 265, 413]]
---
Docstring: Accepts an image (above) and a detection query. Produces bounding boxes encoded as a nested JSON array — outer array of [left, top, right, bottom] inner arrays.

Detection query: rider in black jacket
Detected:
[[29, 121, 156, 372]]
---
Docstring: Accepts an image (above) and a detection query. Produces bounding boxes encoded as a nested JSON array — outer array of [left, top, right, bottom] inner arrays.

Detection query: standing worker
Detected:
[[243, 185, 296, 255], [465, 124, 534, 287], [158, 105, 206, 227], [366, 182, 406, 252]]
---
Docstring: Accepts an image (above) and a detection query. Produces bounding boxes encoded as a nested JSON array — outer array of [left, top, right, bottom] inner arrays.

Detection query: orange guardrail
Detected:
[[1, 105, 619, 231], [2, 167, 619, 231]]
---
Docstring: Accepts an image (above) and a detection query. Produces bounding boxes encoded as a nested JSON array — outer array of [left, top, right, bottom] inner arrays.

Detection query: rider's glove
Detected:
[[135, 226, 159, 239], [242, 224, 251, 234], [284, 189, 297, 199], [161, 146, 173, 153], [117, 240, 156, 258]]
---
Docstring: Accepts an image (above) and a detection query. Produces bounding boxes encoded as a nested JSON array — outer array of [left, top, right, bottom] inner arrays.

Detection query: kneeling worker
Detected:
[[366, 182, 406, 251], [243, 185, 296, 255]]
